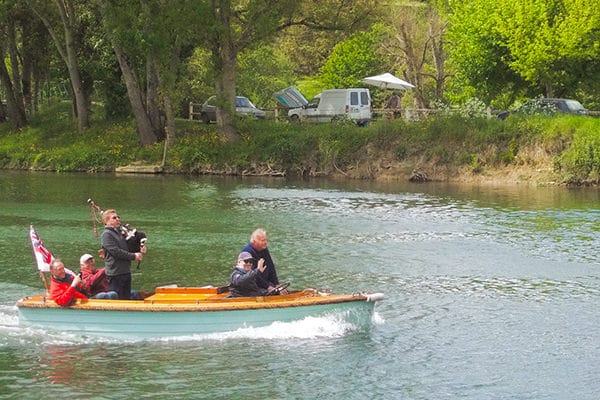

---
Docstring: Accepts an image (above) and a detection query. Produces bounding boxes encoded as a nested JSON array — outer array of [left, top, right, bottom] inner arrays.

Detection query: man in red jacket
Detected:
[[49, 259, 88, 307]]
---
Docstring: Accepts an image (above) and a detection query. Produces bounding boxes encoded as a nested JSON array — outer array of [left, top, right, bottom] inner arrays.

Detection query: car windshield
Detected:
[[235, 97, 253, 108], [564, 100, 585, 112]]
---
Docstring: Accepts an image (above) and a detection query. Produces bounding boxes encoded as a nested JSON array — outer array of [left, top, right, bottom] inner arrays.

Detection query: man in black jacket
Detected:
[[101, 209, 145, 299], [229, 251, 267, 297]]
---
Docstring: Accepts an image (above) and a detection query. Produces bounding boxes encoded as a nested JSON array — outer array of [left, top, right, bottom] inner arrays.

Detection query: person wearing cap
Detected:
[[101, 208, 145, 299], [229, 251, 269, 297], [240, 228, 288, 294], [79, 254, 118, 300]]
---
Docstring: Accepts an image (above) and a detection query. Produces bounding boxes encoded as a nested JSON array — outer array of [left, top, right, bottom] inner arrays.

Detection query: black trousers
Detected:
[[107, 272, 132, 300]]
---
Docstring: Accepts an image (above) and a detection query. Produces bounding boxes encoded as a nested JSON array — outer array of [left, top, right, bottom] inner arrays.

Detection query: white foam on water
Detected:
[[371, 311, 385, 325], [155, 314, 357, 343]]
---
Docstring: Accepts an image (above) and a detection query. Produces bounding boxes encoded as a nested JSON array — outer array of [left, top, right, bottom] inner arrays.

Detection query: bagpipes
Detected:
[[87, 198, 147, 255]]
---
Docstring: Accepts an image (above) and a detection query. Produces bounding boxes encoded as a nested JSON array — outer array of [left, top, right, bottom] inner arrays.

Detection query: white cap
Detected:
[[80, 253, 94, 264]]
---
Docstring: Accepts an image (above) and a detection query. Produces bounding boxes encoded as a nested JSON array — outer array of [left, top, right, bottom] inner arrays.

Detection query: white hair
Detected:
[[250, 228, 267, 242]]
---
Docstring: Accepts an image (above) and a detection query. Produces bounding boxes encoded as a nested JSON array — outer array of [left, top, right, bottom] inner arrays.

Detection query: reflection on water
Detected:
[[1, 171, 599, 399]]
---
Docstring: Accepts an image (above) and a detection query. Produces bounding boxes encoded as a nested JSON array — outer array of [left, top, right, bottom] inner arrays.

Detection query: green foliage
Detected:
[[5, 99, 600, 185], [499, 138, 519, 164], [237, 45, 296, 109], [446, 0, 600, 107], [554, 117, 600, 183], [319, 24, 388, 88], [0, 101, 136, 171]]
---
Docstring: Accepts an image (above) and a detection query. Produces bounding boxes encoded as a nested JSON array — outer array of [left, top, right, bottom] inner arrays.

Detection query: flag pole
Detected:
[[30, 225, 53, 295], [39, 271, 49, 294]]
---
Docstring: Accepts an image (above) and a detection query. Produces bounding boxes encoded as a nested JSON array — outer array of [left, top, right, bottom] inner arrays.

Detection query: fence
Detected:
[[188, 102, 599, 122], [188, 102, 287, 122]]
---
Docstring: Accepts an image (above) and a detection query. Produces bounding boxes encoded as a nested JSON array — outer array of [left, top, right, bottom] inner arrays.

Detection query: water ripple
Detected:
[[397, 275, 599, 301]]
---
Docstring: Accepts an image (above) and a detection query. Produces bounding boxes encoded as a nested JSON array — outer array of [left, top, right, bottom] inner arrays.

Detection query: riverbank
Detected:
[[1, 101, 598, 186]]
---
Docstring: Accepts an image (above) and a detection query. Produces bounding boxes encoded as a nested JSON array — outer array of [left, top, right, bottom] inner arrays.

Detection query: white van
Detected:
[[274, 87, 372, 126]]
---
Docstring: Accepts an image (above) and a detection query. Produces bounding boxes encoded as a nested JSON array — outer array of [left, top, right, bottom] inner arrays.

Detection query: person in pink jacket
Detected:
[[79, 253, 117, 299]]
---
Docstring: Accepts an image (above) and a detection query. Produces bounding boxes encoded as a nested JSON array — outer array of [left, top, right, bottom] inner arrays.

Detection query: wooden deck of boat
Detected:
[[16, 287, 376, 312]]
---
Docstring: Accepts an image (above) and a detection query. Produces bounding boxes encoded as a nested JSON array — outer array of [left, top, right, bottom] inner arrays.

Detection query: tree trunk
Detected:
[[7, 18, 26, 116], [30, 0, 90, 130], [112, 42, 158, 145], [215, 41, 239, 141], [146, 54, 164, 140], [163, 93, 176, 145], [399, 23, 427, 109], [428, 17, 448, 103], [209, 0, 239, 141], [0, 51, 27, 129], [54, 0, 89, 130], [161, 43, 182, 146]]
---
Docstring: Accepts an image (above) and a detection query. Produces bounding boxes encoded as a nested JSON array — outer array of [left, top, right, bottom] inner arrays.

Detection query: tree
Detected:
[[445, 0, 523, 105], [379, 2, 450, 108], [201, 0, 298, 141], [98, 0, 205, 146], [27, 0, 91, 130], [0, 0, 27, 129], [275, 0, 382, 77], [446, 0, 600, 106], [15, 6, 54, 115], [237, 44, 295, 109], [320, 24, 388, 88], [202, 0, 380, 141], [495, 0, 600, 97]]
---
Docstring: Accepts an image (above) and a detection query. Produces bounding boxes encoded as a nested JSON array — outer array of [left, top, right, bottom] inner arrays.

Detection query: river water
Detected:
[[0, 171, 598, 399]]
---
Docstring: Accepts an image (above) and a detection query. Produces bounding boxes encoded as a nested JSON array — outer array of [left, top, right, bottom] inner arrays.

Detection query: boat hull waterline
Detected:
[[17, 288, 384, 339]]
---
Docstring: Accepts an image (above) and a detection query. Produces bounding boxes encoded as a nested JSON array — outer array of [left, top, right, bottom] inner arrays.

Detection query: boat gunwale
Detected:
[[16, 289, 378, 313]]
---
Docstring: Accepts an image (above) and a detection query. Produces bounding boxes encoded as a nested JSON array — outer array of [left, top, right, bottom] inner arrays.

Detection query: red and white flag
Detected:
[[30, 225, 54, 272]]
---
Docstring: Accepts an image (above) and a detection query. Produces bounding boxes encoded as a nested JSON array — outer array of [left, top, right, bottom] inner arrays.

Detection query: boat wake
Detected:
[[155, 311, 382, 343]]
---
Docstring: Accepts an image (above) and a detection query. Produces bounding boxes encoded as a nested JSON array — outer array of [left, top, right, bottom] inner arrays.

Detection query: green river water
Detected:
[[0, 171, 598, 399]]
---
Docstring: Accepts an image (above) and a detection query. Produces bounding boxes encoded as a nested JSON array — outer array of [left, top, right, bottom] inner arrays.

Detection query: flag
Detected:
[[30, 225, 54, 272]]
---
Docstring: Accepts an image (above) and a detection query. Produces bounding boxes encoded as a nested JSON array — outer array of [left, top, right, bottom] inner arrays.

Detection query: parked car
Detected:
[[274, 86, 372, 126], [199, 95, 265, 123], [497, 98, 589, 120]]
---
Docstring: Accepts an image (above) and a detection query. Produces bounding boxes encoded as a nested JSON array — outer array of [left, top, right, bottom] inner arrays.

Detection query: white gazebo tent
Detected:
[[362, 73, 415, 90]]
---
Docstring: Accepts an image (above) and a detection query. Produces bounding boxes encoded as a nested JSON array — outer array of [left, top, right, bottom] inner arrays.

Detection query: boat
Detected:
[[16, 286, 384, 339]]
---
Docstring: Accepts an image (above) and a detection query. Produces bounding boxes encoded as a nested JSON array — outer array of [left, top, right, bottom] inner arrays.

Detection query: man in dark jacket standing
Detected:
[[101, 209, 145, 299], [241, 228, 288, 294]]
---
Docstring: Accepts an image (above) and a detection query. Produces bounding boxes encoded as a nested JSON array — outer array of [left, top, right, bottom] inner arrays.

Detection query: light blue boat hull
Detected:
[[18, 298, 377, 339]]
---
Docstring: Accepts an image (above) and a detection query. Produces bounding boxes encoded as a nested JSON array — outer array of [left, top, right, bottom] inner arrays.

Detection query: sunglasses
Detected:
[[111, 215, 120, 220], [243, 259, 254, 263]]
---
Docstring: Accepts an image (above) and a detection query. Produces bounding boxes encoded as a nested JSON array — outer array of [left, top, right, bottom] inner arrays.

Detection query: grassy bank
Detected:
[[2, 101, 600, 185]]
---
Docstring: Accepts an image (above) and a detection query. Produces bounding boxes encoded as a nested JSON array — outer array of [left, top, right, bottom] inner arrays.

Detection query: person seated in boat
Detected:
[[79, 253, 139, 300], [241, 228, 288, 295], [49, 259, 89, 307], [79, 253, 119, 300], [229, 251, 269, 297]]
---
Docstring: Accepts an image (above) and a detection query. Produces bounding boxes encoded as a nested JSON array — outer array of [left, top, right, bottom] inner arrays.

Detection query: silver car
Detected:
[[199, 96, 266, 123], [498, 98, 589, 120]]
